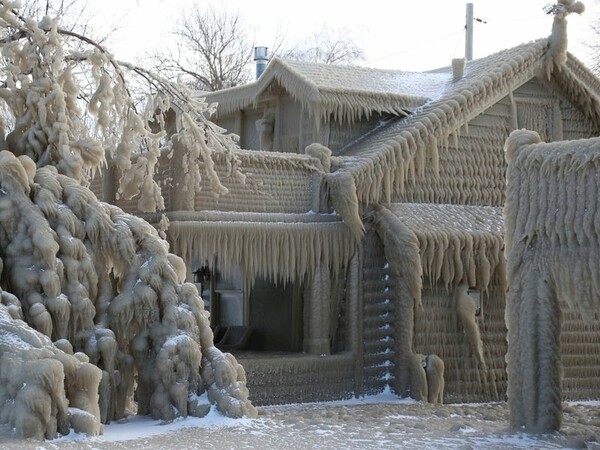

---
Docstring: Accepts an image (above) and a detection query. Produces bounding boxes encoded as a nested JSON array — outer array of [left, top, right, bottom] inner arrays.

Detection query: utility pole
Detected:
[[465, 2, 474, 61]]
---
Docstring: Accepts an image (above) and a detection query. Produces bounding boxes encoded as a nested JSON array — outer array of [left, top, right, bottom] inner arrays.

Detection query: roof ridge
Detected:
[[326, 39, 550, 237]]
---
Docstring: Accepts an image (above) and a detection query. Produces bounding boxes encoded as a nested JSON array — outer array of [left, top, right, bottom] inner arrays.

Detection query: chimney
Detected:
[[452, 58, 466, 82], [253, 46, 269, 80]]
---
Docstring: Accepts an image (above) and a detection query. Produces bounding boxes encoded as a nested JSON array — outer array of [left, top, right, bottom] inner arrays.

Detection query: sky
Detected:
[[85, 0, 600, 72]]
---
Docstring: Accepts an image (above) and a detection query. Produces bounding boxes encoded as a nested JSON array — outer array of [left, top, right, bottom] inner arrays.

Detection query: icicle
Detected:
[[455, 284, 486, 368], [168, 215, 355, 289], [325, 173, 364, 237], [428, 135, 439, 174]]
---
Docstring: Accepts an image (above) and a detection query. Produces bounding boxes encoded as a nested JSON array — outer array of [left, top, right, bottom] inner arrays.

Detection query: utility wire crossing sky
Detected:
[[89, 0, 600, 72]]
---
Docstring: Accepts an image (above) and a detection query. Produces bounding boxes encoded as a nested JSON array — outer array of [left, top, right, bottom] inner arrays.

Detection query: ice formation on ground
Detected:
[[424, 354, 445, 404]]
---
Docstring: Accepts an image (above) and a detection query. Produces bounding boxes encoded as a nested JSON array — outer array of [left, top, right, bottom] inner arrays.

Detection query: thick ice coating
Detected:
[[0, 152, 256, 439], [504, 129, 600, 432]]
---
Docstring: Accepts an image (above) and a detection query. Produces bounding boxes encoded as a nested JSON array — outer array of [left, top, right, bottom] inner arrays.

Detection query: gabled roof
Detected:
[[325, 39, 600, 236], [203, 57, 452, 123]]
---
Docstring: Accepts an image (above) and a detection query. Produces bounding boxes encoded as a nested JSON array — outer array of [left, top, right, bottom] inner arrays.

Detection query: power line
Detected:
[[366, 29, 463, 65]]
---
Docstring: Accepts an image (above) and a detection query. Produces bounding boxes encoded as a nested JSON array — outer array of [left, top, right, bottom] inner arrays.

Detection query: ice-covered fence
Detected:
[[112, 147, 324, 215], [505, 130, 600, 432], [191, 150, 322, 213]]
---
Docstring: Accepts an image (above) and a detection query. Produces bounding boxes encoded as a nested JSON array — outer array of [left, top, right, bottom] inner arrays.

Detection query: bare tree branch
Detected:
[[148, 7, 366, 92], [18, 0, 117, 45], [150, 5, 253, 92], [280, 27, 365, 65]]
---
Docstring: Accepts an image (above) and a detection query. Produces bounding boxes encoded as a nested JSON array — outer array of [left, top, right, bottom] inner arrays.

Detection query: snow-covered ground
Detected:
[[1, 391, 599, 449]]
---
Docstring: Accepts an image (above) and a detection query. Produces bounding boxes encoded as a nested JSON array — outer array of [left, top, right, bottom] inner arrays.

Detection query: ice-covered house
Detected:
[[93, 35, 600, 406]]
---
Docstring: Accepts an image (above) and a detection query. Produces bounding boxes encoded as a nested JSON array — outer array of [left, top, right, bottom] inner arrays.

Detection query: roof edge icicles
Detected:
[[386, 203, 505, 293], [329, 39, 548, 232], [167, 220, 356, 289], [204, 58, 423, 124]]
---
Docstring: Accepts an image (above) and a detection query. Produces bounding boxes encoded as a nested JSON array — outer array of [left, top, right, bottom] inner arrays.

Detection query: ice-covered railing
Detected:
[[191, 149, 324, 214], [110, 147, 326, 215]]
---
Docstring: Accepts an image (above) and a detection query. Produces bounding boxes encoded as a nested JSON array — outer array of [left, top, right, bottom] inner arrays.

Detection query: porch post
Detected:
[[303, 264, 331, 355]]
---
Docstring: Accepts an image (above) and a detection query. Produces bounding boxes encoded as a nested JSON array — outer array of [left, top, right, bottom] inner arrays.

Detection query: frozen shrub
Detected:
[[0, 2, 256, 439]]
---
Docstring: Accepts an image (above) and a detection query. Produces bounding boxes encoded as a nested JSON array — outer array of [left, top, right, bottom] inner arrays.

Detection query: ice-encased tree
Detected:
[[0, 1, 256, 440]]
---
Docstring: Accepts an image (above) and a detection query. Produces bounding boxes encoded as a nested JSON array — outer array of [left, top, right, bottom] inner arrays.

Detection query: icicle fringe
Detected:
[[386, 203, 505, 293], [205, 58, 427, 124], [168, 218, 355, 288], [326, 40, 549, 232]]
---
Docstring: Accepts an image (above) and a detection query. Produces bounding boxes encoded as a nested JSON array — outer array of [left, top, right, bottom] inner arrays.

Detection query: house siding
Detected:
[[88, 173, 104, 201], [414, 282, 508, 403], [561, 305, 600, 400], [240, 353, 356, 406], [395, 100, 512, 207], [394, 78, 600, 208]]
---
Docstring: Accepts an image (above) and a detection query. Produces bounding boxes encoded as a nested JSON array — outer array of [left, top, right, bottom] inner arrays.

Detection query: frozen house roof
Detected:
[[325, 39, 600, 236], [203, 57, 452, 123], [388, 203, 504, 237]]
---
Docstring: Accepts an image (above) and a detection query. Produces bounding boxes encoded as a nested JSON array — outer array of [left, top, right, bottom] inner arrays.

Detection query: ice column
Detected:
[[303, 264, 331, 355]]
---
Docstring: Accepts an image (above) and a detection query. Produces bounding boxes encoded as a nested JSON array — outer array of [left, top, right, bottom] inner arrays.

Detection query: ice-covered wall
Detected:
[[239, 353, 356, 405], [369, 204, 507, 403], [393, 77, 600, 208], [414, 284, 508, 403], [505, 129, 600, 432]]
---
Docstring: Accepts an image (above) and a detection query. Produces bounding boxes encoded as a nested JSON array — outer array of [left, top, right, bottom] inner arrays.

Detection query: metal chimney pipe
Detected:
[[253, 46, 269, 79], [465, 3, 474, 61]]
